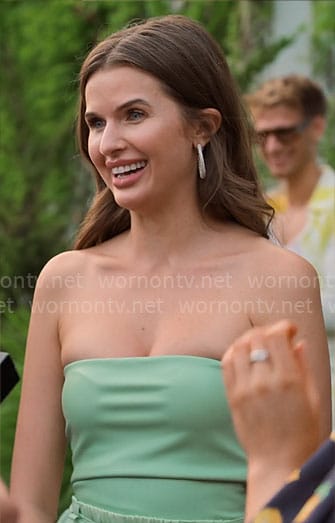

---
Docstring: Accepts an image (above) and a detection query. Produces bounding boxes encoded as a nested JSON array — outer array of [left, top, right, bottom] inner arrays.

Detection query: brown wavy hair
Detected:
[[74, 15, 273, 249]]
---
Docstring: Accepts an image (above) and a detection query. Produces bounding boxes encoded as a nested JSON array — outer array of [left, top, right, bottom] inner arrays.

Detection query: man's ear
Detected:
[[193, 108, 222, 145], [310, 115, 326, 142]]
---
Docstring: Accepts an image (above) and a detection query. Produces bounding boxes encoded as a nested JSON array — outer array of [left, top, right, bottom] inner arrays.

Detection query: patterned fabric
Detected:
[[269, 164, 335, 334], [269, 164, 335, 425], [253, 433, 335, 523]]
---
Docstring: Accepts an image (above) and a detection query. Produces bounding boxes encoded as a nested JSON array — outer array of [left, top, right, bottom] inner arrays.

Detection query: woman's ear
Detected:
[[193, 108, 222, 145]]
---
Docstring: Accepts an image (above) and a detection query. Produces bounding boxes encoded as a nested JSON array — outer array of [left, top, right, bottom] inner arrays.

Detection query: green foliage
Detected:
[[206, 0, 294, 89], [0, 0, 88, 304], [311, 0, 335, 90], [311, 0, 335, 169]]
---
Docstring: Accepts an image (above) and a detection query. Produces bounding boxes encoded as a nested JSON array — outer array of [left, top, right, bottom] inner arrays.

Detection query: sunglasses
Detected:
[[255, 118, 311, 145]]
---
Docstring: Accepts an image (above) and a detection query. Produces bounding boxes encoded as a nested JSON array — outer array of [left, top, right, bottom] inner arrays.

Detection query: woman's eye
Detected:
[[127, 109, 144, 122], [87, 118, 105, 130]]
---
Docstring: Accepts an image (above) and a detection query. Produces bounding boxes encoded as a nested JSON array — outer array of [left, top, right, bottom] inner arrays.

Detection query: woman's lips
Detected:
[[112, 162, 147, 188]]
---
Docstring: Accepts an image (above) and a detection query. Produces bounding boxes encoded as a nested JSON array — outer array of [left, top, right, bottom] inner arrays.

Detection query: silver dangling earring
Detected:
[[197, 143, 206, 180]]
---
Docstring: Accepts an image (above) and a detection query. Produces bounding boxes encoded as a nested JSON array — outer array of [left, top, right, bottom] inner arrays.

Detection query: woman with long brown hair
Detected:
[[10, 15, 331, 523]]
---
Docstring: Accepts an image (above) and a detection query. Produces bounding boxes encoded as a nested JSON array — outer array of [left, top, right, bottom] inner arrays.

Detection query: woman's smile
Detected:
[[111, 160, 148, 188]]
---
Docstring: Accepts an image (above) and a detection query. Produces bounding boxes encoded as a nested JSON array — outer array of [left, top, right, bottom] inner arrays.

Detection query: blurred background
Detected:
[[0, 0, 334, 515]]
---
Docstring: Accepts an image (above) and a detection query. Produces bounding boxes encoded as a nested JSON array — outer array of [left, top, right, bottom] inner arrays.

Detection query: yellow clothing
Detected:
[[269, 164, 335, 425]]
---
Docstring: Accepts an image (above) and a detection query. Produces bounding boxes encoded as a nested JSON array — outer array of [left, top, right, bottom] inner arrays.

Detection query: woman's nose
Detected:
[[99, 123, 126, 156]]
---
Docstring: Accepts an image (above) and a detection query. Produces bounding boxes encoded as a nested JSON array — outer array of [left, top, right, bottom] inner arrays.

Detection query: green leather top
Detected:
[[62, 355, 246, 521]]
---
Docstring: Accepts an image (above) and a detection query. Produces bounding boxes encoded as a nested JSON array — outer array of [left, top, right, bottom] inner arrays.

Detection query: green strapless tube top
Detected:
[[62, 355, 246, 521]]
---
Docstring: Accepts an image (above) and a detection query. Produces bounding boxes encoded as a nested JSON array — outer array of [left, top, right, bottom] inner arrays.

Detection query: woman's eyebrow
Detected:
[[117, 98, 151, 111], [85, 98, 151, 120]]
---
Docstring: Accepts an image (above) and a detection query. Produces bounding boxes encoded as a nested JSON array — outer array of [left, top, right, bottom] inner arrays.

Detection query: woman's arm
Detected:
[[222, 320, 323, 522], [10, 259, 67, 522], [250, 251, 332, 438]]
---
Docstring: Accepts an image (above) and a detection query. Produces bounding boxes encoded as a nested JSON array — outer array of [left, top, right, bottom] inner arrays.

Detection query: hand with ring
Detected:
[[221, 320, 322, 521]]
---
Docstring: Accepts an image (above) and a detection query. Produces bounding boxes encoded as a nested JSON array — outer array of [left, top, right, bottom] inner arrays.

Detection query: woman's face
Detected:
[[85, 66, 198, 212]]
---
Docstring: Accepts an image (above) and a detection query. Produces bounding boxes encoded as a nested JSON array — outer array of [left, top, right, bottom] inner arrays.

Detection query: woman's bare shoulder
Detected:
[[254, 238, 318, 279], [245, 238, 321, 304], [37, 250, 89, 280], [33, 249, 102, 298], [35, 240, 124, 291], [223, 226, 317, 277]]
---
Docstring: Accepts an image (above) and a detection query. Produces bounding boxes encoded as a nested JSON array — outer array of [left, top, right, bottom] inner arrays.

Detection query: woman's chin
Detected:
[[113, 193, 147, 213]]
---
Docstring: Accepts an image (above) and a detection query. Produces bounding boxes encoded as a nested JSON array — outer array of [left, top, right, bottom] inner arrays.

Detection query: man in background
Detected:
[[245, 75, 335, 423]]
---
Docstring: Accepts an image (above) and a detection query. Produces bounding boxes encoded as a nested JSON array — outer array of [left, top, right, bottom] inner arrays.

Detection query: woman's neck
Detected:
[[126, 205, 214, 268]]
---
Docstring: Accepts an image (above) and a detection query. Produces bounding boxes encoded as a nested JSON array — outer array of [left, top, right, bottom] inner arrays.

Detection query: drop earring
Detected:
[[197, 144, 206, 180]]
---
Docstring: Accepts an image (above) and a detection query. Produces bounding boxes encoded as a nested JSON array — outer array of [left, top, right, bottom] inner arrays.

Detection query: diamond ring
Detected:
[[249, 348, 270, 364]]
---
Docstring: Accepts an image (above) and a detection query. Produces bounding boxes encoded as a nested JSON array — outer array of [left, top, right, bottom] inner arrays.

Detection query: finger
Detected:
[[247, 323, 298, 387], [222, 340, 253, 406], [248, 335, 275, 390], [261, 321, 299, 375], [265, 319, 297, 339], [221, 345, 236, 399], [294, 341, 321, 411], [229, 320, 297, 371]]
